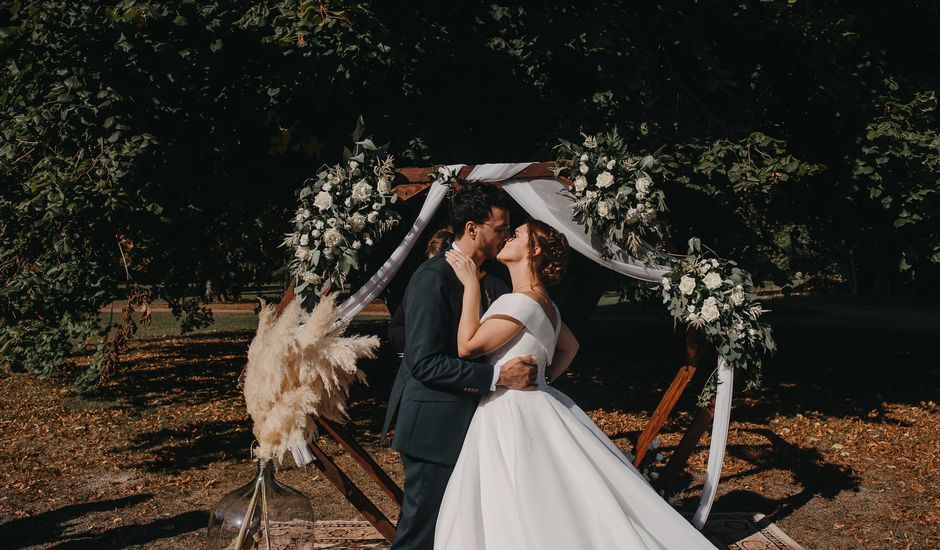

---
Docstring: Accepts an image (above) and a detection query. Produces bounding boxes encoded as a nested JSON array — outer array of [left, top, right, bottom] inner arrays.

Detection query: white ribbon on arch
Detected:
[[334, 162, 731, 529]]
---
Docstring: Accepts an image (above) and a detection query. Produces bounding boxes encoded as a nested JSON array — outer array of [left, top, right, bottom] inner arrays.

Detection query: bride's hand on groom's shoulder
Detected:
[[445, 250, 479, 287], [497, 355, 538, 391]]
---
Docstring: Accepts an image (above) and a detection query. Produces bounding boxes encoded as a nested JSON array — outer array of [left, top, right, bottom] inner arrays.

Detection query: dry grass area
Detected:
[[1, 297, 939, 549]]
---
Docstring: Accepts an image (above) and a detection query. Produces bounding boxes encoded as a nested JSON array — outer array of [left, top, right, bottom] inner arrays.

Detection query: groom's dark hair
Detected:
[[449, 181, 512, 238]]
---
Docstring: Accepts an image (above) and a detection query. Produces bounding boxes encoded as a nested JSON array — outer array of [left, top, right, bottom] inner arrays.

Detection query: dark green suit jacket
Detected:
[[381, 252, 509, 465]]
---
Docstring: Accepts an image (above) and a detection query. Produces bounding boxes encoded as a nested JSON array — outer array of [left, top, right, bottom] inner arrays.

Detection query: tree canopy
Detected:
[[1, 1, 937, 387]]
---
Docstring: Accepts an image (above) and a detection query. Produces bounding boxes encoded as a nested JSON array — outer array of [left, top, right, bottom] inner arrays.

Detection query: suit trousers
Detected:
[[390, 453, 455, 550]]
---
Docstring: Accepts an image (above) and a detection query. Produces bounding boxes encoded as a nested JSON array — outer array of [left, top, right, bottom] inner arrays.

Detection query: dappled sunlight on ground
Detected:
[[1, 297, 938, 548]]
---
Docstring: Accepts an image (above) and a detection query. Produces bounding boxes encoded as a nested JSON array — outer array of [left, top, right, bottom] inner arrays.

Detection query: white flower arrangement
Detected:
[[661, 238, 777, 404], [284, 138, 400, 305], [554, 129, 668, 262]]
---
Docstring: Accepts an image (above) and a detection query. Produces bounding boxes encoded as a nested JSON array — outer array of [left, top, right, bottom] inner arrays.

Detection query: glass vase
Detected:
[[207, 459, 316, 550]]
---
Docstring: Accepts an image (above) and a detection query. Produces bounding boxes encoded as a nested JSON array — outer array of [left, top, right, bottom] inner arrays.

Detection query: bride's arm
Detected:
[[546, 322, 579, 383], [446, 250, 524, 359]]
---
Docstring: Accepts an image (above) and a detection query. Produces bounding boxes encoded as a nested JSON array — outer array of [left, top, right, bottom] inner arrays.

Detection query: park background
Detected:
[[1, 2, 939, 548]]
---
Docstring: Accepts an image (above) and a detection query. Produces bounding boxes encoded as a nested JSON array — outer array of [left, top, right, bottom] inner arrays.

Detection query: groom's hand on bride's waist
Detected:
[[496, 355, 538, 391]]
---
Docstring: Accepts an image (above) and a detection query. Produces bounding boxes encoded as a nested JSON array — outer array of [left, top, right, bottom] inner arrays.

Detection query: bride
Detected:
[[436, 219, 716, 549]]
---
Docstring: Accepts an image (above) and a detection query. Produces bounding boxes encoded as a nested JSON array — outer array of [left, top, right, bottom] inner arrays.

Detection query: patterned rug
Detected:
[[312, 513, 804, 549]]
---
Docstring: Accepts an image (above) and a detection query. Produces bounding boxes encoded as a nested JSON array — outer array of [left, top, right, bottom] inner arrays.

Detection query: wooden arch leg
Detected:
[[317, 418, 404, 507], [307, 438, 398, 542], [656, 406, 714, 492], [633, 364, 697, 466], [633, 327, 703, 467]]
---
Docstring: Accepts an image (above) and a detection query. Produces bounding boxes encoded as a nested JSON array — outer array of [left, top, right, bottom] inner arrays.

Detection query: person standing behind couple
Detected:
[[381, 182, 539, 550]]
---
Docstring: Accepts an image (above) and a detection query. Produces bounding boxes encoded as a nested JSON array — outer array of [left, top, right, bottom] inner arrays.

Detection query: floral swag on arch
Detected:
[[241, 127, 776, 529]]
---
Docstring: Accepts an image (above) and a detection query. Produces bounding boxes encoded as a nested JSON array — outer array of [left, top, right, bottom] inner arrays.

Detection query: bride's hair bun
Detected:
[[526, 219, 569, 287]]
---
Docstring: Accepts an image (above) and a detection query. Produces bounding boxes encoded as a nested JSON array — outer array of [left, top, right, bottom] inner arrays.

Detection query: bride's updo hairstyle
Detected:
[[526, 219, 569, 287]]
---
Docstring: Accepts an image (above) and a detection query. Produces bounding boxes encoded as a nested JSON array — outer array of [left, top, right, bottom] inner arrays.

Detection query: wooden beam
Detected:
[[274, 281, 296, 317], [390, 162, 564, 200], [633, 364, 697, 467], [306, 440, 398, 542], [656, 406, 714, 492], [318, 418, 404, 507], [632, 327, 702, 466]]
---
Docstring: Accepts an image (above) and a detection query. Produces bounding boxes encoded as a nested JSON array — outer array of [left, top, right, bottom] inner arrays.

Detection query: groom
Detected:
[[382, 181, 538, 550]]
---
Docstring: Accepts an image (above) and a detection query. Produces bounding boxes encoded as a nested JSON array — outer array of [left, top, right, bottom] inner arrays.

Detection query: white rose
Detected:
[[579, 163, 590, 175], [574, 175, 588, 192], [323, 228, 343, 248], [312, 229, 320, 238], [322, 183, 332, 192], [703, 272, 723, 290], [606, 159, 616, 170], [348, 160, 359, 171], [349, 213, 366, 231], [314, 220, 324, 229], [731, 286, 745, 306], [596, 171, 614, 188], [597, 201, 610, 218], [327, 217, 337, 227], [585, 190, 597, 200], [661, 277, 671, 291], [377, 177, 391, 194], [678, 275, 696, 295], [351, 180, 373, 202], [711, 259, 719, 268], [313, 191, 333, 211], [687, 304, 696, 313], [372, 203, 381, 211], [701, 300, 721, 322], [635, 176, 651, 194], [580, 153, 589, 162], [299, 233, 309, 246], [365, 237, 373, 246], [367, 211, 379, 223]]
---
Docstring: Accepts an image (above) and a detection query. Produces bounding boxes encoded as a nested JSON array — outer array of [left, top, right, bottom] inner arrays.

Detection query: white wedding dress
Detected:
[[434, 293, 716, 549]]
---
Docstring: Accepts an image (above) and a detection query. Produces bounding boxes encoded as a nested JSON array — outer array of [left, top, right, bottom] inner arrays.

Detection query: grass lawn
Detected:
[[2, 294, 939, 549]]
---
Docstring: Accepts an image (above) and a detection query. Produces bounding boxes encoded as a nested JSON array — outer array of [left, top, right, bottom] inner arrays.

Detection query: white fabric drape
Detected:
[[334, 165, 464, 323], [692, 357, 733, 529], [329, 162, 730, 529], [501, 178, 671, 282]]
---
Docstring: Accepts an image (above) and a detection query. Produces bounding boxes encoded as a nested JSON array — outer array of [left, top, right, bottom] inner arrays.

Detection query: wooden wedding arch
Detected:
[[271, 162, 718, 542]]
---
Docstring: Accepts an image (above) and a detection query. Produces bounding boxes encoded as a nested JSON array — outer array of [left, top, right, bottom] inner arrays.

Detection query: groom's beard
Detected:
[[484, 240, 508, 261]]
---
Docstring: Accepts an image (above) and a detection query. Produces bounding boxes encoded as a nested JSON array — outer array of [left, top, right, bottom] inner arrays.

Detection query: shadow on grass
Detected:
[[48, 510, 205, 549], [124, 419, 253, 474], [0, 494, 153, 549], [685, 427, 862, 523], [85, 331, 257, 410], [66, 297, 936, 528]]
